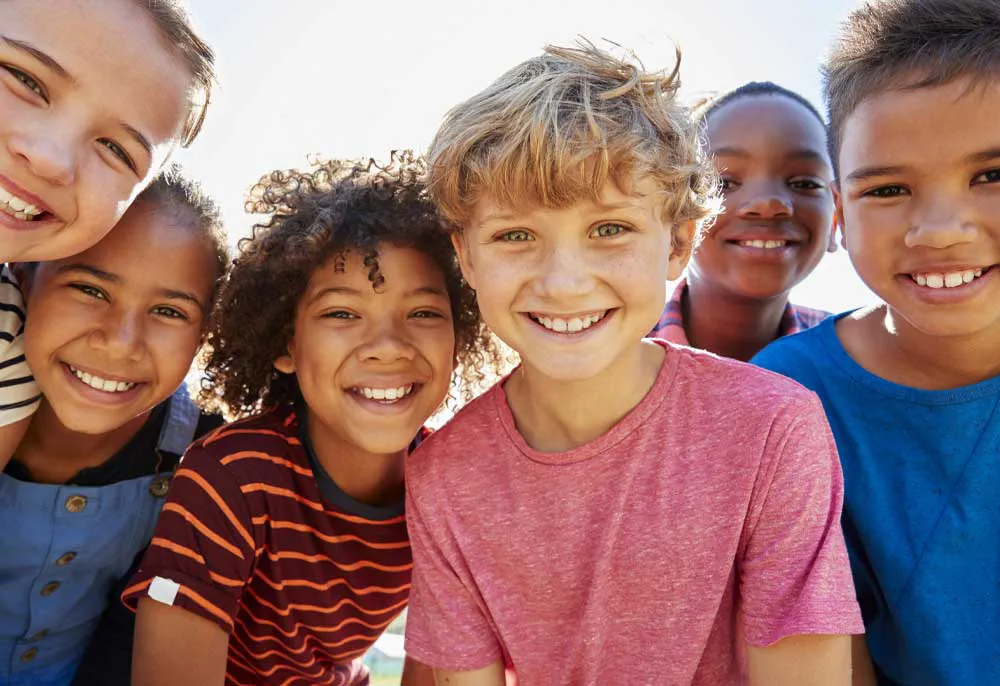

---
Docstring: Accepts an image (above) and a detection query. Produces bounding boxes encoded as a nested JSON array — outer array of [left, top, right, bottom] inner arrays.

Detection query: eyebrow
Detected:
[[713, 146, 828, 163], [310, 285, 449, 304], [1, 36, 74, 82], [122, 122, 153, 158], [966, 148, 1000, 165], [57, 264, 207, 313], [843, 165, 909, 183]]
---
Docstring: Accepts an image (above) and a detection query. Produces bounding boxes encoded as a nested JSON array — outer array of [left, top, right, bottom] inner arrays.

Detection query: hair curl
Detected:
[[200, 151, 504, 418]]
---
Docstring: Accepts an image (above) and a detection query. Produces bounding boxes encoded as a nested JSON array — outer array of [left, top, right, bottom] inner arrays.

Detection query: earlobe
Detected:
[[833, 187, 848, 251], [450, 231, 477, 290], [274, 353, 296, 375]]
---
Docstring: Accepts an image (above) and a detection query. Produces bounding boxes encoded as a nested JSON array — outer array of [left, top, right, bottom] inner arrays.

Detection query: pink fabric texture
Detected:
[[405, 341, 862, 684]]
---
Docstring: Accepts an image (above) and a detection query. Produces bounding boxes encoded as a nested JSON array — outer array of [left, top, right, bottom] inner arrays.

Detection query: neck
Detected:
[[840, 305, 1000, 390], [505, 340, 665, 452], [306, 414, 406, 508], [17, 402, 150, 484], [684, 277, 789, 361]]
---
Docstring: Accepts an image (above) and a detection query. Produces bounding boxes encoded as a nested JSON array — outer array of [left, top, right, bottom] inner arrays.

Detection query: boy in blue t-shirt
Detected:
[[752, 0, 1000, 683]]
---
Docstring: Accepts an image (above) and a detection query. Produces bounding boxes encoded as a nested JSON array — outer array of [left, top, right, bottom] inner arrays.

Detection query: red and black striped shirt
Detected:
[[123, 406, 413, 686]]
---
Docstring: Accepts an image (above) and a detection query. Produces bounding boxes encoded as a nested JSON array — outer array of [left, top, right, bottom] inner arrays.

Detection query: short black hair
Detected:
[[697, 81, 825, 128]]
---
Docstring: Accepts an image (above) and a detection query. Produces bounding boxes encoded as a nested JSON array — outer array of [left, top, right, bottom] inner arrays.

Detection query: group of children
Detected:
[[0, 0, 997, 684]]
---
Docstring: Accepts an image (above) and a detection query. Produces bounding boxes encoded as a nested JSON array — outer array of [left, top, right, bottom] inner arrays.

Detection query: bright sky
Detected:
[[179, 0, 876, 313]]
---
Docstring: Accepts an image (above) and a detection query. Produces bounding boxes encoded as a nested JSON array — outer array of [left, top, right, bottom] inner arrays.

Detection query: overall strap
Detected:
[[156, 386, 201, 458]]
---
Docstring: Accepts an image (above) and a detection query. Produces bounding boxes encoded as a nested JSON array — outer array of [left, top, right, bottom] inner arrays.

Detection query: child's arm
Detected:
[[851, 636, 877, 686], [401, 657, 439, 686], [747, 634, 851, 686], [431, 661, 507, 686], [0, 416, 29, 471], [132, 597, 229, 686]]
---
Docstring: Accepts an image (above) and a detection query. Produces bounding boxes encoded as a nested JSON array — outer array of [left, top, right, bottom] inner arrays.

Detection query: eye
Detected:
[[972, 168, 1000, 186], [789, 178, 825, 191], [590, 223, 628, 238], [99, 139, 137, 173], [862, 185, 908, 199], [719, 177, 740, 192], [152, 305, 189, 321], [411, 309, 447, 320], [70, 283, 108, 300], [321, 309, 358, 320], [498, 229, 533, 242], [2, 65, 47, 101]]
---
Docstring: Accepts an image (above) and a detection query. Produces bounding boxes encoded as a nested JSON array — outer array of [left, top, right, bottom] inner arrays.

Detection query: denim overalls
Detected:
[[0, 390, 200, 686]]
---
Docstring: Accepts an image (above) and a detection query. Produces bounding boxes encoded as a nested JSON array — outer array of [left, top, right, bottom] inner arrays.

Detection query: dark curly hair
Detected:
[[199, 151, 503, 417]]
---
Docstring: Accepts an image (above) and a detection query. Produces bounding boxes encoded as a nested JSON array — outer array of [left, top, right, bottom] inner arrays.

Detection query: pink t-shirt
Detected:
[[405, 341, 863, 684]]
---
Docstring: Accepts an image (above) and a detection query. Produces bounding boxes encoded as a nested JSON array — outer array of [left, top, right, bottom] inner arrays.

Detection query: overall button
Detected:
[[20, 648, 38, 662], [55, 551, 78, 566], [40, 581, 61, 597], [28, 629, 49, 642], [149, 477, 170, 498], [65, 495, 88, 513]]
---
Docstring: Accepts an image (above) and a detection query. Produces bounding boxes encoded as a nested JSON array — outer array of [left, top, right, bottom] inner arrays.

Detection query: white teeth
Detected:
[[358, 385, 413, 402], [913, 269, 987, 290], [0, 186, 43, 219], [69, 365, 136, 393], [739, 240, 788, 249], [535, 312, 605, 333]]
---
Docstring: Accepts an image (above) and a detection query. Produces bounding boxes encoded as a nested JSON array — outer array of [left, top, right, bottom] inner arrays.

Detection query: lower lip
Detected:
[[61, 363, 144, 406], [726, 242, 798, 260], [347, 386, 422, 415], [523, 310, 616, 339], [897, 267, 996, 305], [0, 207, 56, 232]]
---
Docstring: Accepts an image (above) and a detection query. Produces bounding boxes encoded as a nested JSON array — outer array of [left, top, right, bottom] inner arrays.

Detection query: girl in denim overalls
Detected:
[[0, 169, 229, 686]]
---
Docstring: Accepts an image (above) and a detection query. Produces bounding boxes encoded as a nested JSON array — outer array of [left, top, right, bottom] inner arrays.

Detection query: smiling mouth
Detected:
[[731, 239, 793, 249], [528, 310, 610, 333], [908, 267, 990, 289], [68, 364, 139, 393], [0, 186, 51, 222], [348, 384, 417, 404]]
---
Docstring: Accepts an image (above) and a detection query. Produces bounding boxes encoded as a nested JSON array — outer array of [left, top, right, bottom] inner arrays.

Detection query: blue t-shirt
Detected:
[[752, 313, 1000, 686]]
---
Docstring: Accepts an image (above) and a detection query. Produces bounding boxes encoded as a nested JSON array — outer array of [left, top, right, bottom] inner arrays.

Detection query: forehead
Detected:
[[311, 245, 448, 292], [1, 0, 192, 146], [707, 95, 828, 158], [839, 78, 1000, 174]]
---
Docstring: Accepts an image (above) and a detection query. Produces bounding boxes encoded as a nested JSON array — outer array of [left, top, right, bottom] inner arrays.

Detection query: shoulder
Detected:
[[0, 264, 25, 342], [407, 381, 508, 484], [751, 315, 839, 383]]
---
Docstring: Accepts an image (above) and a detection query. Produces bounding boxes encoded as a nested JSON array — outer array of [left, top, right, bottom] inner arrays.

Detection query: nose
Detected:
[[535, 244, 596, 300], [356, 318, 417, 363], [736, 184, 793, 219], [905, 194, 978, 249], [7, 121, 78, 187], [90, 309, 145, 362]]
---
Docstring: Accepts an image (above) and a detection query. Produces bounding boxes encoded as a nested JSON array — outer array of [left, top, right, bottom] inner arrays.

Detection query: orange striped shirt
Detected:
[[123, 406, 412, 686]]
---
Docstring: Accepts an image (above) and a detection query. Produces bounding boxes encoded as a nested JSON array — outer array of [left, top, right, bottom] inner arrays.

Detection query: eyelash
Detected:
[[497, 229, 532, 242], [973, 168, 1000, 185], [720, 178, 825, 192], [590, 223, 628, 238], [862, 185, 907, 199], [100, 139, 136, 173], [70, 284, 189, 320]]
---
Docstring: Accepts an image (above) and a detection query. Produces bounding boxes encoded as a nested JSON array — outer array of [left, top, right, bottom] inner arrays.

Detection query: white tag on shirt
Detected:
[[148, 576, 181, 606]]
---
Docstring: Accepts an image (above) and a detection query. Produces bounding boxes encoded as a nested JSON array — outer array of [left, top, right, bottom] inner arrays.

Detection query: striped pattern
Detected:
[[123, 407, 411, 686], [0, 265, 40, 423], [649, 278, 829, 345]]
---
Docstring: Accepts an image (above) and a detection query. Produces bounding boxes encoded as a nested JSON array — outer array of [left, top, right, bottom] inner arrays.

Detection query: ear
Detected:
[[274, 344, 296, 375], [833, 185, 848, 251], [666, 221, 696, 281], [451, 230, 477, 290]]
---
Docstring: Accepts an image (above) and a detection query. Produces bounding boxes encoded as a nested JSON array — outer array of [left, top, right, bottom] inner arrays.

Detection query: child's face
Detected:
[[837, 77, 1000, 339], [0, 0, 192, 262], [455, 178, 689, 383], [689, 95, 835, 299], [275, 245, 456, 457], [22, 201, 218, 435]]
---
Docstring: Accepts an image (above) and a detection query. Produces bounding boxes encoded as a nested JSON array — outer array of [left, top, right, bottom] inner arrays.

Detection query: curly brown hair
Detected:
[[199, 151, 503, 418]]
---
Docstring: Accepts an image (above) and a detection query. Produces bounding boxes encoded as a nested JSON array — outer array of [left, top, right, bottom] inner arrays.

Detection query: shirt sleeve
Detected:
[[0, 266, 40, 426], [403, 464, 503, 672], [121, 444, 258, 634], [738, 393, 865, 646]]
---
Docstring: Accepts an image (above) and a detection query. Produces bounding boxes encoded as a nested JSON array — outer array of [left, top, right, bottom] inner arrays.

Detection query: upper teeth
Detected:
[[70, 365, 136, 392], [913, 269, 984, 289], [535, 312, 605, 333], [358, 385, 413, 401], [739, 240, 788, 249], [0, 185, 43, 220]]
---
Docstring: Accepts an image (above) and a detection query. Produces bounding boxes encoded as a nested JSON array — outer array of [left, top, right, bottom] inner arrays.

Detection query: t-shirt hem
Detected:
[[743, 611, 866, 647], [403, 636, 502, 673], [122, 567, 240, 634]]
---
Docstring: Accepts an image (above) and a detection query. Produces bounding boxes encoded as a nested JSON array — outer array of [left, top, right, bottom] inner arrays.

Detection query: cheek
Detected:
[[150, 327, 203, 386]]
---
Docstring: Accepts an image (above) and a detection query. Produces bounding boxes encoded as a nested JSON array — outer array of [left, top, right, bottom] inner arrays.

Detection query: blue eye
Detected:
[[498, 230, 532, 242], [591, 223, 627, 238]]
